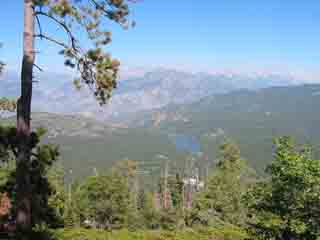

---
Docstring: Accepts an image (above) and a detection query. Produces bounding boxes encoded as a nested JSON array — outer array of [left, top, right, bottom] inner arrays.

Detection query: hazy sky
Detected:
[[1, 1, 320, 80]]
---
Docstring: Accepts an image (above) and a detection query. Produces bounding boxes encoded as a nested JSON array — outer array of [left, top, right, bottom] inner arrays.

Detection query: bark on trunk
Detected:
[[16, 0, 35, 236], [163, 160, 168, 209]]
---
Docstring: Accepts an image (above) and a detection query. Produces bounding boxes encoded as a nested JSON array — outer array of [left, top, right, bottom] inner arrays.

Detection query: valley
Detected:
[[2, 82, 319, 179]]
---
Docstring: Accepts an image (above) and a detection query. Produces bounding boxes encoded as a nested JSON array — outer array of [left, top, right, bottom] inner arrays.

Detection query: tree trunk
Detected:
[[16, 0, 35, 236], [163, 160, 168, 209]]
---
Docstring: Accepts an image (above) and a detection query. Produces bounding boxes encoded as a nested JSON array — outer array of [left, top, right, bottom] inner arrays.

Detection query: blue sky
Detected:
[[1, 1, 320, 80]]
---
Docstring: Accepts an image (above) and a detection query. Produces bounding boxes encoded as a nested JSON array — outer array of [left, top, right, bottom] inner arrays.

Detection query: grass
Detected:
[[38, 227, 249, 240]]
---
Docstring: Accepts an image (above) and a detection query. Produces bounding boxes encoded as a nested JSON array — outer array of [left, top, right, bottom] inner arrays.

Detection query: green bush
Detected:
[[47, 227, 248, 240]]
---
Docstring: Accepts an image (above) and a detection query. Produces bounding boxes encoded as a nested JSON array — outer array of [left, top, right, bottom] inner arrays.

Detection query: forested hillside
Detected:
[[2, 84, 320, 180], [0, 112, 186, 185], [126, 84, 320, 172]]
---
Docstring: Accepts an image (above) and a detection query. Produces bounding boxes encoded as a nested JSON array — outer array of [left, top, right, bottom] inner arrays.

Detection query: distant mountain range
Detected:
[[2, 82, 320, 179], [128, 84, 320, 172], [0, 69, 296, 119]]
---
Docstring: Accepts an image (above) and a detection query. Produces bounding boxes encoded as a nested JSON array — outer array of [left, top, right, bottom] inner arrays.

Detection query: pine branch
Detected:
[[33, 63, 43, 72], [35, 14, 43, 39], [34, 34, 70, 49], [34, 11, 78, 51]]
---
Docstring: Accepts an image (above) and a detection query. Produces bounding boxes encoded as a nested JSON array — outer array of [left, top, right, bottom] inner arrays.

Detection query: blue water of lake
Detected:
[[169, 134, 201, 153]]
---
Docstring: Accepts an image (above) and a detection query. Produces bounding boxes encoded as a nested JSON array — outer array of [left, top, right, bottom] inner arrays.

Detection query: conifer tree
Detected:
[[14, 0, 134, 235], [0, 125, 61, 233], [76, 171, 131, 229], [194, 141, 256, 227], [168, 173, 184, 209], [245, 137, 320, 240]]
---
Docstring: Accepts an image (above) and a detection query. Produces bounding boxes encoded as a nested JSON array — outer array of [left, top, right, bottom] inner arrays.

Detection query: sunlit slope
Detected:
[[136, 84, 320, 172], [3, 84, 320, 177], [0, 112, 185, 181]]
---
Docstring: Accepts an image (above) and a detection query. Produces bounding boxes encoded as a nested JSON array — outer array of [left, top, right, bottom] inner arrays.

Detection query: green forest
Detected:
[[1, 127, 320, 240]]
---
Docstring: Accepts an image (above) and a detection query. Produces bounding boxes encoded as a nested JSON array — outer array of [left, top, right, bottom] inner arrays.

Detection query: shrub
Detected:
[[48, 227, 248, 240]]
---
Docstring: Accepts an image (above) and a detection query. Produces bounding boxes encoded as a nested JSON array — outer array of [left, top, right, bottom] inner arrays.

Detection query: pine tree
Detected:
[[0, 125, 62, 232], [194, 141, 257, 227], [76, 171, 132, 230], [168, 173, 184, 209], [245, 137, 320, 240], [11, 0, 134, 235]]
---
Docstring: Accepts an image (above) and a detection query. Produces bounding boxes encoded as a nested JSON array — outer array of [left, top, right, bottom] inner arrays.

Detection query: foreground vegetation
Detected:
[[0, 123, 320, 239], [35, 227, 248, 240]]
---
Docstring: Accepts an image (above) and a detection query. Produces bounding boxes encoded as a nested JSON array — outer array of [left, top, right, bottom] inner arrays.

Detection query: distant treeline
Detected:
[[0, 124, 320, 239]]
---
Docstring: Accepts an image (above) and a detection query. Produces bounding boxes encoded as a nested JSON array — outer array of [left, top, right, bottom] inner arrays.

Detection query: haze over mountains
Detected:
[[0, 68, 296, 119], [2, 82, 320, 178], [131, 83, 320, 172], [1, 68, 320, 178]]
